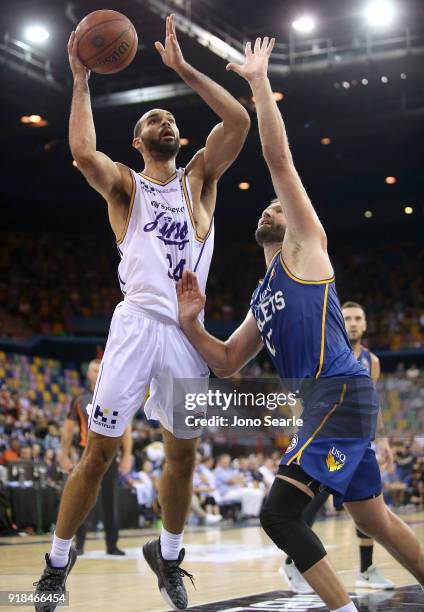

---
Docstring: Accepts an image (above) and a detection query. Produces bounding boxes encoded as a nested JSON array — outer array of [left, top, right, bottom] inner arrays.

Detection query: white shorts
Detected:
[[88, 301, 209, 439]]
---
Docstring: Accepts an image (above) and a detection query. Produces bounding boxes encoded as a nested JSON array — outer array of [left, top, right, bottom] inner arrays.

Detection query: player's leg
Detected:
[[34, 304, 156, 609], [280, 489, 330, 593], [346, 494, 424, 584], [160, 428, 198, 537], [261, 468, 357, 611], [53, 431, 122, 551], [355, 527, 394, 589], [142, 326, 208, 610]]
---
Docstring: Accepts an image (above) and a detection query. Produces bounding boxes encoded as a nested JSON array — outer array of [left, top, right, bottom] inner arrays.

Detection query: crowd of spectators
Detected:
[[0, 351, 423, 535], [0, 232, 423, 350]]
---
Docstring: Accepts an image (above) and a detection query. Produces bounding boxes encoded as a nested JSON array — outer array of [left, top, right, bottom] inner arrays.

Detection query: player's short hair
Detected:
[[133, 118, 142, 138], [341, 301, 364, 312], [269, 197, 280, 206]]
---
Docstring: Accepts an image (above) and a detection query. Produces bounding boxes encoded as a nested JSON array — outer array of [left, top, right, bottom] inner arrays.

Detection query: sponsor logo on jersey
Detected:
[[286, 433, 298, 453], [140, 179, 178, 194], [149, 200, 185, 214], [144, 211, 189, 249], [326, 446, 347, 472], [92, 405, 118, 430]]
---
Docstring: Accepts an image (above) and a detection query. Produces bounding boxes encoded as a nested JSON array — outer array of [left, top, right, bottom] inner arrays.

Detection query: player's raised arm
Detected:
[[177, 271, 262, 378], [227, 38, 325, 245], [68, 32, 132, 216], [155, 15, 250, 187]]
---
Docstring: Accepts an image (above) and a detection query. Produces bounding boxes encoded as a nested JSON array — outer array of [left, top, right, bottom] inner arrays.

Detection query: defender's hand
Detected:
[[155, 14, 187, 73], [177, 270, 206, 327], [226, 37, 275, 82], [68, 31, 90, 81]]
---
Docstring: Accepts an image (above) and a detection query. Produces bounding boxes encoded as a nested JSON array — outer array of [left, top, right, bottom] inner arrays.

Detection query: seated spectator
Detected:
[[258, 457, 276, 490], [192, 454, 222, 524], [0, 440, 20, 465], [381, 463, 407, 507], [214, 454, 264, 518]]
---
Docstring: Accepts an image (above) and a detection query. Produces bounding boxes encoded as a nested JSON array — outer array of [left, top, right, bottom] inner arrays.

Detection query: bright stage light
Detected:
[[365, 1, 396, 28], [292, 16, 316, 34], [25, 26, 50, 43]]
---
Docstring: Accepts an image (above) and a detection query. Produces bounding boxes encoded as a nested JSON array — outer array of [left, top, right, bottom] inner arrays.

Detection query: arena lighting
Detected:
[[365, 1, 396, 28], [361, 78, 369, 85], [179, 138, 189, 146], [342, 81, 350, 89], [238, 182, 250, 190], [273, 92, 284, 101], [385, 176, 397, 184], [381, 75, 389, 83], [364, 210, 373, 218], [25, 25, 50, 43], [292, 16, 316, 34], [404, 206, 413, 215], [321, 137, 331, 145], [400, 72, 407, 79], [72, 160, 78, 168], [21, 114, 48, 127]]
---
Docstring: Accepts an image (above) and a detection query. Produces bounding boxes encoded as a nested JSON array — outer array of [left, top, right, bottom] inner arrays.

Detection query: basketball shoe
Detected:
[[143, 538, 194, 610], [33, 548, 77, 611]]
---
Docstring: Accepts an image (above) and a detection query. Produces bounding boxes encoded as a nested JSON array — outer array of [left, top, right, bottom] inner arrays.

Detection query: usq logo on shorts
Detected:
[[326, 446, 346, 472], [93, 405, 118, 429], [286, 433, 298, 453]]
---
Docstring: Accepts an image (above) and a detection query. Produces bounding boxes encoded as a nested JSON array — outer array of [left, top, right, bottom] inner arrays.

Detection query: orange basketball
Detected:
[[75, 10, 138, 75]]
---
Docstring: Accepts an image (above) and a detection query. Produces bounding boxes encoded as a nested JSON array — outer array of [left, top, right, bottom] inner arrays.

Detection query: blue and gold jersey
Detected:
[[250, 250, 368, 381], [358, 346, 372, 374]]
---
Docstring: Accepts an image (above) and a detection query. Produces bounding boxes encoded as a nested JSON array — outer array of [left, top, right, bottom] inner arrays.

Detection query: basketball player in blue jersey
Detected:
[[34, 15, 250, 611], [280, 301, 395, 594], [177, 38, 424, 611]]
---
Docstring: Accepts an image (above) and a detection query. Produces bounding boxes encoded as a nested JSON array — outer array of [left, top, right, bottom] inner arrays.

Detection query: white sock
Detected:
[[160, 527, 184, 561], [49, 532, 72, 568], [331, 603, 358, 612]]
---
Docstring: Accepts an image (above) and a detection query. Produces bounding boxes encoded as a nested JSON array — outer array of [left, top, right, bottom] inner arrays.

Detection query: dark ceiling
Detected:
[[1, 0, 424, 242]]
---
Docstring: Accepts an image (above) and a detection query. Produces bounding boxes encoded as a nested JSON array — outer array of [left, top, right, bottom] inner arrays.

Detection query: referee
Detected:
[[58, 358, 133, 555]]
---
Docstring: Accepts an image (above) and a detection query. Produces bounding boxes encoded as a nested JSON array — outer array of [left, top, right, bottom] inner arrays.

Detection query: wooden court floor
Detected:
[[1, 511, 423, 611]]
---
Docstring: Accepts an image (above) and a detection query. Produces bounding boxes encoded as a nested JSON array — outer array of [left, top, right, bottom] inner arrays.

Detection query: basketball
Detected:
[[75, 10, 138, 75]]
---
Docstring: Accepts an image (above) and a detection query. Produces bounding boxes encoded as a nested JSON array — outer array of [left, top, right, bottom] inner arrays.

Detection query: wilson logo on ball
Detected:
[[92, 41, 131, 68]]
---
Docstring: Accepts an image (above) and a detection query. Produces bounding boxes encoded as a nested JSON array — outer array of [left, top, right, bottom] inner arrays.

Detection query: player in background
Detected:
[[280, 302, 395, 593], [177, 38, 424, 612], [342, 302, 395, 588], [34, 15, 250, 612]]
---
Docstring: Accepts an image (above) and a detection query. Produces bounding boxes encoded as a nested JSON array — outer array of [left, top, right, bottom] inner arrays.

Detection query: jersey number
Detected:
[[166, 254, 186, 281], [266, 328, 276, 357]]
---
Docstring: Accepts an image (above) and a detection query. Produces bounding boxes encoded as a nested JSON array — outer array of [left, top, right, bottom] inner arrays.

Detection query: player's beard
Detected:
[[142, 135, 180, 159], [255, 222, 286, 246]]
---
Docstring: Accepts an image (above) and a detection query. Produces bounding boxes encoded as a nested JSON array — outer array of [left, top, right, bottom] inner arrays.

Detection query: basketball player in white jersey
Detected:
[[34, 15, 250, 611]]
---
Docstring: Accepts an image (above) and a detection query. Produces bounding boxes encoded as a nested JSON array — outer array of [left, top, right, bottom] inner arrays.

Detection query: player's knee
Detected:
[[80, 439, 117, 481], [260, 478, 327, 573]]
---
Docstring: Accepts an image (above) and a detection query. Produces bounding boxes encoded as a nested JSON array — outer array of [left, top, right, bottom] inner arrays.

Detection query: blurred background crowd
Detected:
[[0, 351, 423, 535], [0, 232, 423, 350]]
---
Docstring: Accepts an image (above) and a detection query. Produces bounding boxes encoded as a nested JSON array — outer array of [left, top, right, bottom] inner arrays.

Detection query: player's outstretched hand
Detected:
[[155, 14, 187, 73], [177, 270, 206, 328], [68, 31, 90, 81], [226, 37, 275, 82]]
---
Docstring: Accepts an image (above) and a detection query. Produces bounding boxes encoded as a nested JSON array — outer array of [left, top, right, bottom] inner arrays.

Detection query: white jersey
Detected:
[[116, 168, 214, 324]]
